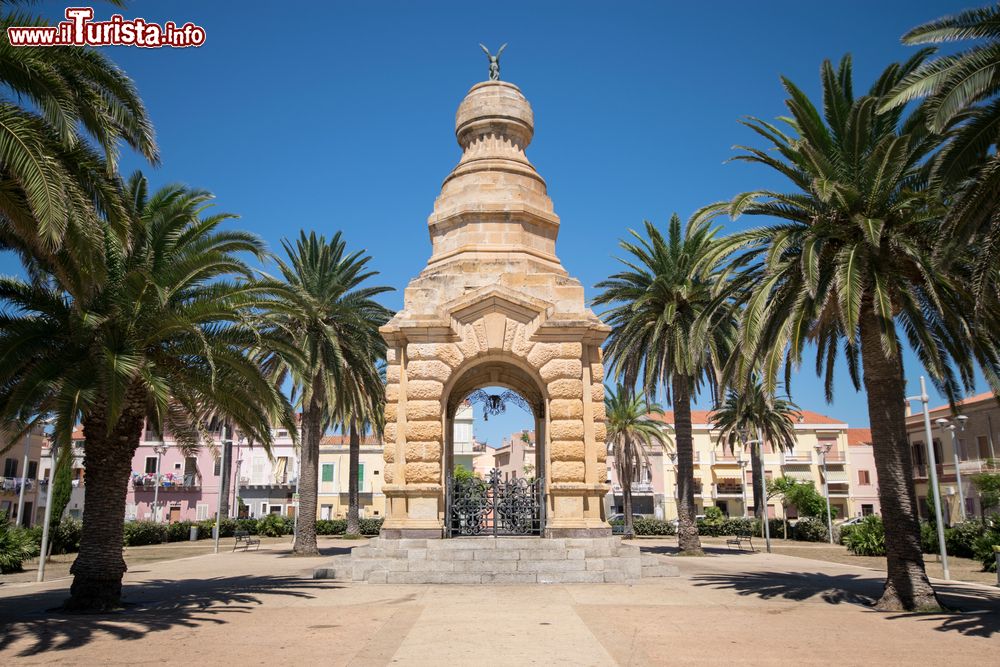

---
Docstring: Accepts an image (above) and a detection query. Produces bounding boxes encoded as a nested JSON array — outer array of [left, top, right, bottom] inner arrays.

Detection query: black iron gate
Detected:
[[447, 468, 544, 536]]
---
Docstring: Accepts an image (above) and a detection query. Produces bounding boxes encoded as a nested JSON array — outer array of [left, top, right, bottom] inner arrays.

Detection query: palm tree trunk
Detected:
[[859, 309, 941, 611], [750, 441, 764, 519], [347, 420, 360, 535], [294, 403, 321, 556], [218, 432, 232, 520], [622, 436, 635, 539], [65, 404, 145, 611], [673, 375, 703, 554]]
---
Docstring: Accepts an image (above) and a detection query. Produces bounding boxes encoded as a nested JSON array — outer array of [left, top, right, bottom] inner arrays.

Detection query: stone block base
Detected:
[[313, 536, 679, 584]]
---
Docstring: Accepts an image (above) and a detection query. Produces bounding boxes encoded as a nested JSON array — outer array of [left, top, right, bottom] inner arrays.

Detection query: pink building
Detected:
[[847, 428, 881, 518], [123, 423, 298, 523]]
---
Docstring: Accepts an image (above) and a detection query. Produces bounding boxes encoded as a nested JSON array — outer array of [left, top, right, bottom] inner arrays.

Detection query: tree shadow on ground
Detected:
[[0, 575, 341, 657], [639, 544, 747, 557], [692, 570, 1000, 638]]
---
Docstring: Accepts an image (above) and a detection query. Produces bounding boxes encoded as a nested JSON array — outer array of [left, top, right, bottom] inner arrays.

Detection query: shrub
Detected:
[[972, 525, 1000, 572], [945, 520, 986, 559], [792, 517, 829, 542], [0, 514, 40, 573], [919, 521, 939, 554], [359, 517, 383, 536], [837, 523, 856, 545], [633, 518, 675, 536], [53, 517, 82, 553], [123, 520, 167, 546], [844, 515, 886, 556], [256, 513, 287, 537], [236, 518, 259, 535], [703, 506, 725, 523], [166, 520, 193, 542], [317, 519, 347, 535]]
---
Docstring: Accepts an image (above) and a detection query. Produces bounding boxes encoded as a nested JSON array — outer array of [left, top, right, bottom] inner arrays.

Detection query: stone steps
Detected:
[[314, 536, 679, 584]]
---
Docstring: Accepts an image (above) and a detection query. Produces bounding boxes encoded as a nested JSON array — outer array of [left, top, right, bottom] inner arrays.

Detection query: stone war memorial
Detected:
[[326, 54, 679, 583]]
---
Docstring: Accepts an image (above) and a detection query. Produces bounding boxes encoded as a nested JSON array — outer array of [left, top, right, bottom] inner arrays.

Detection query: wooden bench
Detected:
[[726, 532, 755, 552], [233, 529, 261, 551]]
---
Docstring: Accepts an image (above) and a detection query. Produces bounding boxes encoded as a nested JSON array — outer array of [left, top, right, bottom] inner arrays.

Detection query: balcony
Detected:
[[711, 452, 742, 466], [781, 452, 813, 465], [712, 484, 744, 499], [131, 473, 201, 491], [1, 477, 34, 493], [611, 482, 655, 494]]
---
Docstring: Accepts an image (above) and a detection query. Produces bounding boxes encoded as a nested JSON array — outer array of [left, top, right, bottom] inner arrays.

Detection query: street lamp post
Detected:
[[737, 451, 748, 518], [37, 434, 58, 582], [151, 443, 168, 522], [214, 424, 230, 554], [15, 431, 30, 527], [907, 376, 950, 580], [667, 451, 678, 520], [741, 428, 771, 553], [935, 416, 968, 522], [814, 443, 835, 544]]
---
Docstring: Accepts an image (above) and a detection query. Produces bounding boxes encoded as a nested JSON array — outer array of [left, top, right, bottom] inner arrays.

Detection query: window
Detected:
[[144, 456, 158, 474], [978, 435, 992, 459], [3, 458, 17, 477], [358, 463, 365, 485], [858, 470, 870, 485], [214, 457, 221, 476], [27, 460, 38, 479], [196, 503, 209, 521], [260, 502, 268, 516], [184, 457, 197, 485], [321, 463, 335, 483], [321, 505, 332, 520]]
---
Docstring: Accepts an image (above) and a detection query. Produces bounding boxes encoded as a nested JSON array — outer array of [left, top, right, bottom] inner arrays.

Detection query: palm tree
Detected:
[[594, 214, 739, 555], [261, 231, 392, 554], [0, 173, 293, 610], [715, 54, 1000, 611], [604, 383, 670, 538], [710, 379, 799, 519], [881, 4, 1000, 303], [0, 3, 157, 262]]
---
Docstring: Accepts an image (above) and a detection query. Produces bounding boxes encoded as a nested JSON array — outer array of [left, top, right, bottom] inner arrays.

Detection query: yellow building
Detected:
[[657, 409, 856, 521], [906, 391, 1000, 523], [317, 434, 387, 520]]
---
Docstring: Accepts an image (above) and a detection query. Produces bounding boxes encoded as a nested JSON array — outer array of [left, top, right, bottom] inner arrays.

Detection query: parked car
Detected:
[[837, 516, 867, 527]]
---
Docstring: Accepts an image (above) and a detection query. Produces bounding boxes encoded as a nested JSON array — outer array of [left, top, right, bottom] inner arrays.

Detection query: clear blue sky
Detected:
[[10, 1, 982, 445]]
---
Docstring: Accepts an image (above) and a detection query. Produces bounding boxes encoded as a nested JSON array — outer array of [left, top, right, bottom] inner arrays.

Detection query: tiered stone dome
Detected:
[[425, 80, 563, 273]]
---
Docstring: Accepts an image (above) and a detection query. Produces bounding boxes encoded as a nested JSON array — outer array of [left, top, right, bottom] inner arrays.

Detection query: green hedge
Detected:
[[695, 516, 757, 537], [316, 519, 347, 535], [792, 517, 829, 542], [359, 517, 383, 536]]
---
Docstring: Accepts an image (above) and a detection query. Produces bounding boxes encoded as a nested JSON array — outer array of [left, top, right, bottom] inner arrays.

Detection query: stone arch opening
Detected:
[[442, 358, 547, 536]]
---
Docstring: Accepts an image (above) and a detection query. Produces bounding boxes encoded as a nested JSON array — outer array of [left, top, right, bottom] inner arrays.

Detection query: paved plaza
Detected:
[[1, 539, 997, 665]]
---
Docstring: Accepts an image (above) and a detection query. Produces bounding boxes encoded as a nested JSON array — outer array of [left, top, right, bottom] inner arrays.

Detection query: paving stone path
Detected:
[[1, 538, 997, 665]]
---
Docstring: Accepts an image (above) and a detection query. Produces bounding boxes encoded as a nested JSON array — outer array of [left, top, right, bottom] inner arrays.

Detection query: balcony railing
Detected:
[[712, 485, 744, 498], [1, 477, 34, 493], [611, 482, 655, 494], [711, 452, 741, 465], [131, 474, 200, 490], [781, 452, 813, 465]]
